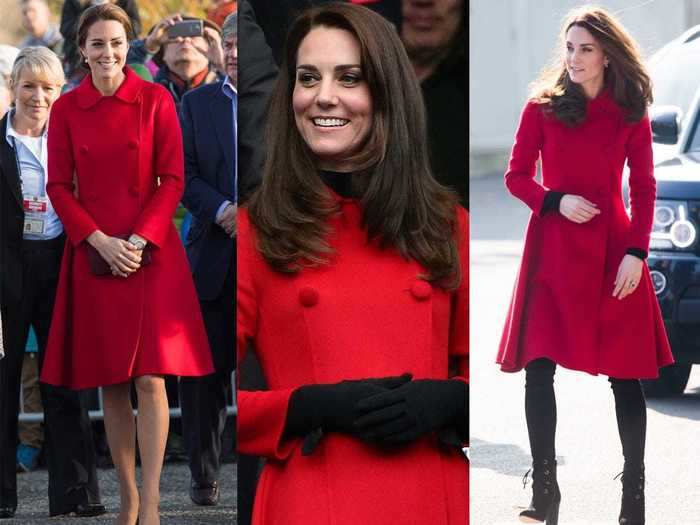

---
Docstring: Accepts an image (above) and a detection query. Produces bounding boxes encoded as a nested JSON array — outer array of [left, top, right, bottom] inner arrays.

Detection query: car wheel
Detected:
[[642, 364, 692, 397]]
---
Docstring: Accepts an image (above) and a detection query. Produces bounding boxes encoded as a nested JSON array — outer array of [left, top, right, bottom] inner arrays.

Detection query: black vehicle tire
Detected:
[[642, 364, 692, 397]]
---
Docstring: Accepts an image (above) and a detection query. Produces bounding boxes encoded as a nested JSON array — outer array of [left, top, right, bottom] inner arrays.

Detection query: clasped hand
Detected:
[[88, 231, 142, 278], [559, 194, 601, 223], [217, 203, 237, 238], [294, 374, 466, 449]]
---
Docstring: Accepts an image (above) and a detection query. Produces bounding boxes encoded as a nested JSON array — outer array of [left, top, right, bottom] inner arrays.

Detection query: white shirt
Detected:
[[5, 111, 63, 240]]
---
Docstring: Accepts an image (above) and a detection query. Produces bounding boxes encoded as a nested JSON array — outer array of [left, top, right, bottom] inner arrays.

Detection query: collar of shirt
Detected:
[[222, 75, 237, 100], [5, 109, 48, 148]]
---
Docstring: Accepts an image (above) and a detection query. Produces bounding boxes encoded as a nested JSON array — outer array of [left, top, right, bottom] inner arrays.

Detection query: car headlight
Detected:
[[651, 200, 697, 250]]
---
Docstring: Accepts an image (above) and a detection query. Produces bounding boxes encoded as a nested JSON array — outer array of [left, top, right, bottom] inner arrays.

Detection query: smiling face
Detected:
[[80, 19, 128, 84], [565, 24, 607, 98], [292, 26, 373, 172], [11, 68, 60, 127]]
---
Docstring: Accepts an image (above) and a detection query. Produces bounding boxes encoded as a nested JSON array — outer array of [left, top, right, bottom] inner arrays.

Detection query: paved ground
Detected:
[[470, 175, 700, 524], [7, 462, 236, 524]]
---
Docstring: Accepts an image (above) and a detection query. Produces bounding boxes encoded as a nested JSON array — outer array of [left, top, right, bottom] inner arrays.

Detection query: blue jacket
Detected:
[[180, 81, 236, 300]]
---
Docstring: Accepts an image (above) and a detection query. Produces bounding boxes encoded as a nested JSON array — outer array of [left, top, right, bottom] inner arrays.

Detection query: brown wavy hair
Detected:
[[247, 3, 460, 289], [530, 5, 652, 126]]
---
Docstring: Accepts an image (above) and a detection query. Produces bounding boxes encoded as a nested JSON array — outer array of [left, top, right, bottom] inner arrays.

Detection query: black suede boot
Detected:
[[618, 467, 644, 525], [519, 458, 560, 524]]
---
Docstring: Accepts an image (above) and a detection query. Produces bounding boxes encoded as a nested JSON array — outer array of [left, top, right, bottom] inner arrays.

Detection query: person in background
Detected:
[[0, 47, 20, 119], [207, 0, 237, 28], [401, 0, 466, 205], [16, 327, 44, 473], [0, 77, 11, 119], [179, 11, 236, 507], [0, 46, 104, 520], [19, 0, 64, 53], [128, 14, 224, 113]]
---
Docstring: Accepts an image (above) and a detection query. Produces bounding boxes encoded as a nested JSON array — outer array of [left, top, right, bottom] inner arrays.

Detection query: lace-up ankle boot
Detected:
[[519, 458, 560, 524], [618, 467, 645, 525]]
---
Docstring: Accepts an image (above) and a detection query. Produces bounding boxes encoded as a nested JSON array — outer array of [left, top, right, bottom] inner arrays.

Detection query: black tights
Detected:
[[524, 358, 646, 472]]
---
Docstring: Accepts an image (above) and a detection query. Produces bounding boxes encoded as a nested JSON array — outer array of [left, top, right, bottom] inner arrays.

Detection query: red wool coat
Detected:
[[237, 201, 468, 525], [496, 92, 673, 379], [41, 68, 213, 389]]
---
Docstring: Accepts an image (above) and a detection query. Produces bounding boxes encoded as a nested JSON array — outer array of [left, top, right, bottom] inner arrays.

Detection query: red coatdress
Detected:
[[41, 68, 214, 389], [496, 92, 673, 379], [237, 200, 469, 525]]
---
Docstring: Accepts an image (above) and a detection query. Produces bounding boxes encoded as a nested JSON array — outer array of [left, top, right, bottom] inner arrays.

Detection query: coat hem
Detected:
[[496, 355, 674, 380]]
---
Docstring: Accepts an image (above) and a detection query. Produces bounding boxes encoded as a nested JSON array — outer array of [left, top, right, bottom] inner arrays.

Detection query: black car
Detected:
[[639, 25, 700, 396]]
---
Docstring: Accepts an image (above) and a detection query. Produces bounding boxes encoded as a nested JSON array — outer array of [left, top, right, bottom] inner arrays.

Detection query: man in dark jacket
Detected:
[[179, 11, 236, 508], [402, 0, 467, 205]]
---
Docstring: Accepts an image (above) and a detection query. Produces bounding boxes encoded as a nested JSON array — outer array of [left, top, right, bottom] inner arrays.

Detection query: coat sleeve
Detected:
[[180, 92, 229, 224], [46, 96, 100, 246], [132, 90, 184, 248], [504, 101, 547, 216], [449, 207, 468, 382], [237, 213, 299, 460], [625, 114, 655, 251]]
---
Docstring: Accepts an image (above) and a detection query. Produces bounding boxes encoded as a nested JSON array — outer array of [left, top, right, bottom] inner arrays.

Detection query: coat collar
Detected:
[[74, 66, 143, 109]]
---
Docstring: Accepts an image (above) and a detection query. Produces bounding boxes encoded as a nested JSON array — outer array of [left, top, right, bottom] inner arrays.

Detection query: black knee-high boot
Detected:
[[520, 359, 560, 524], [609, 377, 646, 525]]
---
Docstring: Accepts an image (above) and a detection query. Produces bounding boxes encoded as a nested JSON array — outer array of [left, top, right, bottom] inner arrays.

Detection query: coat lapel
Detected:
[[0, 115, 24, 208], [209, 87, 234, 194]]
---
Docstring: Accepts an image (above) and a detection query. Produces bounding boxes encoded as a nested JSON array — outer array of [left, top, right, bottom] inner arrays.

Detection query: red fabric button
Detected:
[[410, 281, 432, 301], [299, 287, 319, 307], [129, 186, 139, 196], [79, 145, 88, 154], [128, 140, 139, 150]]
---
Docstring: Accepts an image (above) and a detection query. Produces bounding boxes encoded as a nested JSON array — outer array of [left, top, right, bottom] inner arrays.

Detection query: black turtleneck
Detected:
[[320, 170, 355, 199]]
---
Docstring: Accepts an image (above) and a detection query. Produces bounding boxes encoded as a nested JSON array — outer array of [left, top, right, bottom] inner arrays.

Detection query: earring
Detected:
[[604, 60, 609, 68]]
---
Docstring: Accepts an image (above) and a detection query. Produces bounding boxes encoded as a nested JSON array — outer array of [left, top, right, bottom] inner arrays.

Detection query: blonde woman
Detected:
[[0, 47, 104, 520]]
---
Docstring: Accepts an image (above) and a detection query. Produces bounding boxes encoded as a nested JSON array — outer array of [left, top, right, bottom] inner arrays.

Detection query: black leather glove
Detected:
[[284, 374, 412, 454], [354, 379, 468, 446]]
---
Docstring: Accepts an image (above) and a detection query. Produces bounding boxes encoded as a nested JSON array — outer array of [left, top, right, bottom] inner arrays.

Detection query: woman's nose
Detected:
[[315, 80, 338, 106]]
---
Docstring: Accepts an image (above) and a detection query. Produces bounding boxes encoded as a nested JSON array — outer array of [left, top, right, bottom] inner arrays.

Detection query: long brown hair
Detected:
[[530, 5, 652, 126], [247, 3, 460, 288]]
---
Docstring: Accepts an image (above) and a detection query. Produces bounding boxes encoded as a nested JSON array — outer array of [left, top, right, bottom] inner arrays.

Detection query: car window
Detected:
[[649, 47, 700, 119]]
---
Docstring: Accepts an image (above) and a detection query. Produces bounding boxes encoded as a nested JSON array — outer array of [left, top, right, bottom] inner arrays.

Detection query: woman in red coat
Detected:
[[496, 7, 673, 525], [237, 4, 468, 524], [40, 5, 213, 525]]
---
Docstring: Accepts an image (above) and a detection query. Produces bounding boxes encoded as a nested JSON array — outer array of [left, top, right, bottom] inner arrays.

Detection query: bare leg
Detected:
[[135, 375, 169, 525], [102, 383, 139, 525]]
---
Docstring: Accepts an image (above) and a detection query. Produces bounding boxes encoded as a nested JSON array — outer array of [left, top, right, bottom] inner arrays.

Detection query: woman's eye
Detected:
[[297, 73, 317, 85], [340, 73, 361, 85]]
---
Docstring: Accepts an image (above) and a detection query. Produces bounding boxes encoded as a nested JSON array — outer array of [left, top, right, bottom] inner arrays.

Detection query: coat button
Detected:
[[128, 140, 139, 150], [299, 287, 319, 307], [79, 145, 88, 154], [410, 281, 432, 301], [129, 186, 139, 196]]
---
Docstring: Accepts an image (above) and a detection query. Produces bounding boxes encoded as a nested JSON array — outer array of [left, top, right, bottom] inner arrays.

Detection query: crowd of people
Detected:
[[0, 0, 466, 523]]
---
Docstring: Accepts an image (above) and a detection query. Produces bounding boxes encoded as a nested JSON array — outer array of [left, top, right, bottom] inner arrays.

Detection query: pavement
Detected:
[[470, 174, 700, 524], [7, 462, 236, 524]]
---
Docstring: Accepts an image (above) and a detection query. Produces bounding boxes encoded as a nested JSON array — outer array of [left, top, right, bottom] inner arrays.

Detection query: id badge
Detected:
[[24, 217, 45, 234], [23, 196, 48, 213]]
